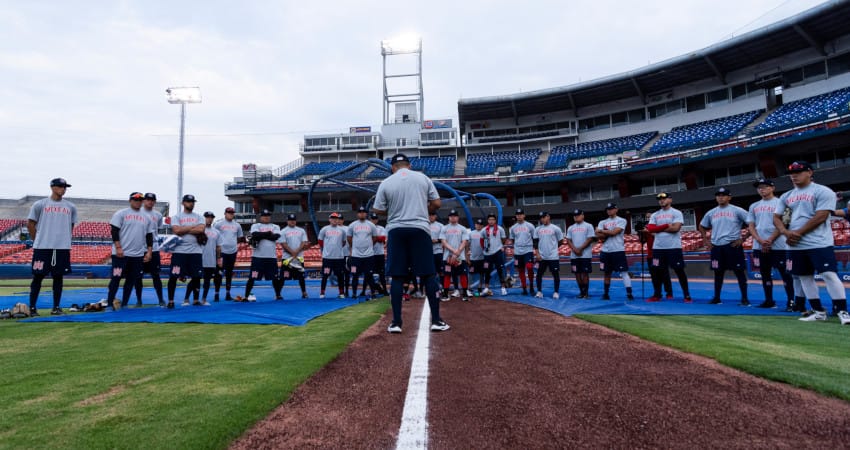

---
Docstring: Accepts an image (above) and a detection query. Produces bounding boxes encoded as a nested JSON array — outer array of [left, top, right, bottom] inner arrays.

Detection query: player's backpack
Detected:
[[10, 303, 30, 318]]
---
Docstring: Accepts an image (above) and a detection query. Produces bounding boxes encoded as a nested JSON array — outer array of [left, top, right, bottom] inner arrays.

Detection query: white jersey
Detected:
[[778, 182, 836, 250], [213, 219, 244, 255], [534, 224, 564, 261], [747, 198, 787, 251], [279, 225, 308, 259], [481, 225, 506, 256], [110, 207, 154, 257], [346, 220, 377, 258], [374, 168, 440, 234], [649, 207, 684, 250], [510, 221, 536, 255], [440, 223, 470, 260], [249, 222, 281, 259], [596, 216, 627, 253], [566, 222, 595, 259], [318, 225, 347, 260], [171, 212, 204, 254], [700, 205, 748, 246], [28, 197, 77, 250]]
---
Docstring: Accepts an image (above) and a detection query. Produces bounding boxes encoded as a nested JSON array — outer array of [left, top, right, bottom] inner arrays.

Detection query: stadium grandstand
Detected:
[[221, 1, 850, 277]]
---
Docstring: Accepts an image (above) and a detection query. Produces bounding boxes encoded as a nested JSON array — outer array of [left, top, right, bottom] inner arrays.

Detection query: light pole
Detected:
[[165, 86, 202, 210]]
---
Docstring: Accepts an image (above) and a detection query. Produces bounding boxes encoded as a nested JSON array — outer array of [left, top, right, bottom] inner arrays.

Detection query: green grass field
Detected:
[[0, 298, 389, 449], [579, 314, 850, 401]]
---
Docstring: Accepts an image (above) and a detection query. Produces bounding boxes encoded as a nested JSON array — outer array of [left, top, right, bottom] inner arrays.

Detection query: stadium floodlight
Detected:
[[165, 86, 201, 209], [381, 34, 421, 55]]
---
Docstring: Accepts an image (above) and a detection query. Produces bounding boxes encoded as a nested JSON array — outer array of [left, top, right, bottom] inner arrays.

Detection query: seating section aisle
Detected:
[[649, 110, 761, 154], [368, 156, 456, 179], [545, 132, 656, 170], [753, 87, 850, 135], [465, 149, 541, 176]]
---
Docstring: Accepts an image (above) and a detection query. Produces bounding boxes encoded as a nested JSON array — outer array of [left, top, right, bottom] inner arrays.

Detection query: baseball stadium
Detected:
[[4, 1, 850, 448]]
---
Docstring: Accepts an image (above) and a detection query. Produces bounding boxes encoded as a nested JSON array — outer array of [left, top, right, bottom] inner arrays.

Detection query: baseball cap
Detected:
[[487, 213, 497, 219], [287, 213, 297, 220], [182, 194, 196, 202], [50, 178, 71, 188], [605, 203, 617, 210], [475, 218, 485, 225], [390, 153, 410, 165], [203, 211, 215, 218], [369, 212, 379, 219], [357, 206, 367, 213], [224, 207, 236, 214], [129, 192, 144, 201], [656, 192, 671, 199], [449, 209, 459, 216], [538, 211, 550, 218], [753, 177, 775, 187], [715, 187, 732, 196], [143, 192, 157, 201], [787, 160, 813, 173], [329, 212, 342, 219], [259, 209, 272, 216], [572, 209, 584, 215], [515, 208, 524, 215]]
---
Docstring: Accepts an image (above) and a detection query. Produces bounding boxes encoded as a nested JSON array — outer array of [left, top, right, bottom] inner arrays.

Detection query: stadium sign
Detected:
[[349, 126, 371, 133]]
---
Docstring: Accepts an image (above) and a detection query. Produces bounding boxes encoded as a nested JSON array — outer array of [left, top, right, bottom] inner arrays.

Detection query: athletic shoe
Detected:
[[430, 320, 451, 332], [462, 296, 470, 302], [646, 296, 661, 303], [192, 301, 202, 306], [387, 322, 402, 333], [182, 300, 190, 307], [522, 288, 528, 296], [135, 301, 143, 308], [500, 287, 507, 296], [683, 295, 693, 304], [113, 300, 122, 310], [553, 292, 560, 300], [440, 296, 450, 302], [214, 294, 220, 302], [246, 295, 257, 302], [159, 300, 166, 308], [838, 311, 850, 325], [50, 307, 63, 316], [413, 291, 424, 299], [799, 310, 827, 322], [225, 294, 234, 301], [402, 293, 410, 301], [481, 287, 493, 296], [739, 300, 751, 307], [167, 301, 175, 309], [601, 294, 611, 300], [708, 298, 722, 305], [451, 289, 461, 298], [666, 294, 674, 300], [756, 301, 777, 309], [627, 293, 635, 300], [577, 294, 588, 299], [337, 294, 345, 299], [319, 294, 325, 299], [535, 291, 544, 299], [275, 296, 283, 301], [302, 292, 309, 299], [200, 301, 211, 306], [529, 288, 536, 296], [465, 290, 474, 298]]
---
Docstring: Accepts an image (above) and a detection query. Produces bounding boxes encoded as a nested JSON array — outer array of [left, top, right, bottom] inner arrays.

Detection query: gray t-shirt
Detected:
[[779, 182, 836, 249], [700, 204, 748, 245], [249, 222, 281, 259], [747, 198, 787, 251], [171, 212, 204, 254], [510, 221, 536, 255], [566, 222, 595, 259], [597, 216, 627, 253], [373, 224, 386, 256], [469, 228, 485, 261], [279, 225, 308, 259], [110, 207, 154, 257], [202, 227, 221, 268], [346, 220, 377, 258], [649, 207, 684, 250], [213, 219, 244, 255], [28, 197, 77, 250], [318, 225, 347, 260], [340, 225, 351, 257], [482, 225, 506, 256], [142, 208, 163, 252], [430, 221, 445, 255], [534, 224, 564, 261], [373, 168, 440, 234], [440, 223, 470, 260]]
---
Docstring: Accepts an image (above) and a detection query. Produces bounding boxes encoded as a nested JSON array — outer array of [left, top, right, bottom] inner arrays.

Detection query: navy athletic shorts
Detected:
[[349, 256, 374, 275], [710, 244, 747, 271], [372, 254, 386, 273], [170, 253, 203, 279], [322, 258, 346, 276], [752, 249, 789, 272], [536, 259, 560, 276], [514, 252, 534, 269], [599, 251, 628, 273], [469, 259, 485, 275], [570, 258, 592, 274], [387, 228, 435, 277], [250, 257, 278, 280], [651, 248, 686, 270], [442, 259, 468, 276], [142, 251, 161, 273], [788, 247, 837, 276], [31, 248, 71, 276], [110, 255, 144, 280], [483, 251, 505, 272]]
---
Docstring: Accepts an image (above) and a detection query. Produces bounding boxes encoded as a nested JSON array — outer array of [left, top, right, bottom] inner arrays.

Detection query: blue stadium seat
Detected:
[[367, 156, 456, 179], [649, 110, 761, 154], [282, 161, 360, 180], [544, 132, 656, 170], [465, 149, 541, 176], [753, 87, 850, 135]]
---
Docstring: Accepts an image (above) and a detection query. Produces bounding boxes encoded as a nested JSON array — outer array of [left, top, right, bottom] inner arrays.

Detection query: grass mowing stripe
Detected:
[[0, 299, 389, 449], [578, 315, 850, 401]]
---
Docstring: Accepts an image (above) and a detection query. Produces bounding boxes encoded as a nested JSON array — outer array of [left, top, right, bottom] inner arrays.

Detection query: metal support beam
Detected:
[[630, 77, 645, 104], [702, 55, 726, 84], [793, 24, 826, 56]]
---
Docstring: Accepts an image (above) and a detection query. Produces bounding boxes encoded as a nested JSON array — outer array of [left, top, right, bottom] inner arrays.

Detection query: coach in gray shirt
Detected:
[[373, 153, 449, 333]]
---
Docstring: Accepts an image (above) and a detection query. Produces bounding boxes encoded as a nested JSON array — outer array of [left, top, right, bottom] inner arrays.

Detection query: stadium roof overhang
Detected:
[[457, 0, 850, 126]]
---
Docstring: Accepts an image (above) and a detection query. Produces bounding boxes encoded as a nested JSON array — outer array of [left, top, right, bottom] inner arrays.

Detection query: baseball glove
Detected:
[[196, 233, 208, 246], [447, 255, 461, 267], [782, 207, 792, 227]]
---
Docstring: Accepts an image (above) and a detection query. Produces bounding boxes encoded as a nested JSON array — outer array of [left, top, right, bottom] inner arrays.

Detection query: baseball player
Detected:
[[133, 193, 165, 307], [105, 192, 154, 309], [239, 209, 282, 301], [534, 211, 565, 299], [639, 211, 674, 299], [748, 178, 794, 309], [166, 194, 206, 308], [467, 218, 486, 297], [566, 209, 595, 299], [774, 161, 848, 323], [27, 178, 77, 316], [509, 208, 537, 296], [213, 206, 246, 301], [440, 209, 470, 301], [645, 192, 692, 303], [199, 211, 222, 304], [597, 203, 634, 300], [370, 213, 389, 296], [279, 213, 310, 299], [346, 207, 382, 298], [340, 215, 352, 297], [318, 212, 348, 299], [699, 187, 750, 306], [373, 153, 449, 333], [481, 213, 508, 296], [430, 212, 445, 286]]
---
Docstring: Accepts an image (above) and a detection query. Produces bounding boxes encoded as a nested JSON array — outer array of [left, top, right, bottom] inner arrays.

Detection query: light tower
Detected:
[[380, 35, 423, 126], [165, 86, 202, 209]]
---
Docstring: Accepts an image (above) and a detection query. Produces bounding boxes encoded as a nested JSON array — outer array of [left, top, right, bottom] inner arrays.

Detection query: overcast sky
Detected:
[[0, 0, 827, 216]]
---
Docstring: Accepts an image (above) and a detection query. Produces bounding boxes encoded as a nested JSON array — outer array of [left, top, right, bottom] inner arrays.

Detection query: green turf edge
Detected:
[[576, 314, 850, 402]]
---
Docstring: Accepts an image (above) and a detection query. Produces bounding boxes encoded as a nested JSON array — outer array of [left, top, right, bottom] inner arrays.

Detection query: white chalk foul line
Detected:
[[395, 299, 432, 450]]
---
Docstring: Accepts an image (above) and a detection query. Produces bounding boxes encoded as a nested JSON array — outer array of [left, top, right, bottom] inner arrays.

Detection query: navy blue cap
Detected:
[[287, 213, 297, 220], [144, 192, 157, 200], [357, 206, 367, 213], [369, 212, 379, 219], [656, 192, 670, 199], [515, 208, 524, 215], [572, 209, 584, 215], [260, 209, 272, 216], [129, 192, 144, 200], [449, 209, 459, 216], [605, 203, 617, 210], [753, 177, 775, 187], [475, 218, 485, 225], [787, 161, 813, 173], [487, 213, 497, 219], [539, 211, 550, 218], [182, 194, 196, 202], [391, 153, 410, 164], [203, 211, 215, 218], [50, 178, 71, 187], [715, 187, 732, 196]]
